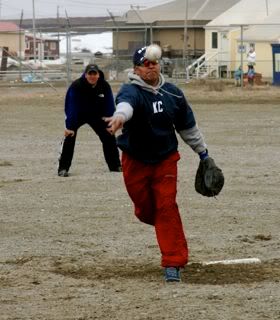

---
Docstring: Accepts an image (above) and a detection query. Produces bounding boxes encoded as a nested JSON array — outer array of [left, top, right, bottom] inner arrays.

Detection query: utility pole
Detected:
[[240, 25, 244, 88], [265, 0, 269, 16], [57, 6, 60, 42], [150, 24, 153, 44], [65, 10, 72, 87], [183, 0, 190, 82], [130, 5, 147, 45], [0, 0, 2, 19], [32, 0, 37, 62], [107, 9, 119, 78], [19, 10, 24, 80], [39, 28, 43, 62], [230, 23, 248, 89]]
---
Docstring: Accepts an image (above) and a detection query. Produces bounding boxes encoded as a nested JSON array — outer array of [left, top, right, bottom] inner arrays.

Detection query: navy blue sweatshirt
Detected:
[[115, 82, 196, 163], [65, 71, 115, 130]]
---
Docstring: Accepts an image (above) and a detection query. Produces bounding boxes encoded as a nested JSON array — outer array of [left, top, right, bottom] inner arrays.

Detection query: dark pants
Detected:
[[58, 120, 121, 172]]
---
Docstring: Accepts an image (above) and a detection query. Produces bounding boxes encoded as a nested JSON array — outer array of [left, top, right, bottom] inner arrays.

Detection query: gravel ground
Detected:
[[0, 83, 279, 320]]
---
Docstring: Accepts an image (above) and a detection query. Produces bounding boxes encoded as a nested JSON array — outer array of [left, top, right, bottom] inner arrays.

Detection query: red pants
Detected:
[[122, 151, 188, 267]]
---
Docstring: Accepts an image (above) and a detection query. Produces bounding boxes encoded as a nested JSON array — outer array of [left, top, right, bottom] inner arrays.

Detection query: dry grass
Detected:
[[181, 80, 280, 104], [1, 79, 279, 104]]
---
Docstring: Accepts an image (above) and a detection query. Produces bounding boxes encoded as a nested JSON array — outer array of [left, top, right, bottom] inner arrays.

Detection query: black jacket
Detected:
[[65, 70, 115, 130]]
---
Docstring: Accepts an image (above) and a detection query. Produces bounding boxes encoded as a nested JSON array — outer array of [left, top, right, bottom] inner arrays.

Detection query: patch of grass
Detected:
[[207, 80, 225, 92]]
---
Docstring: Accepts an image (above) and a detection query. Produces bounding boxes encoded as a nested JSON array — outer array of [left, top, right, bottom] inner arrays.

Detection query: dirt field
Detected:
[[0, 82, 280, 320]]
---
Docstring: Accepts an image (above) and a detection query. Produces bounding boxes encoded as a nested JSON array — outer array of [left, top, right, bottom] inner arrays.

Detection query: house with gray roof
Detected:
[[108, 0, 240, 60]]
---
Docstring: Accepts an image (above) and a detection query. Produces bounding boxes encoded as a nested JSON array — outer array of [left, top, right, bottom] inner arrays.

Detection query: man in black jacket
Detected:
[[58, 64, 121, 177]]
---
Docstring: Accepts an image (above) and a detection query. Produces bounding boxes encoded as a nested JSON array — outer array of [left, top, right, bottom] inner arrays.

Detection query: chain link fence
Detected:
[[0, 24, 278, 87], [0, 48, 194, 87]]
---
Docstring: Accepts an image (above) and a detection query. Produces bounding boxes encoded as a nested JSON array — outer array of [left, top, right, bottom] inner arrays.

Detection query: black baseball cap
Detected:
[[85, 64, 99, 73], [133, 46, 147, 66]]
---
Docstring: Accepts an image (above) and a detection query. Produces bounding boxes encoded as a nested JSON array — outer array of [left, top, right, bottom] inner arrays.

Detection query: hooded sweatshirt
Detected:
[[114, 72, 206, 164], [64, 70, 115, 130]]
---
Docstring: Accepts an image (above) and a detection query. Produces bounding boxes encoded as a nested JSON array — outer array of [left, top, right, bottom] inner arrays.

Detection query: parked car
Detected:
[[160, 57, 174, 77]]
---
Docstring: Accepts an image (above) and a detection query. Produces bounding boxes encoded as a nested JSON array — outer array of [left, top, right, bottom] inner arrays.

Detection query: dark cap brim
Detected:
[[85, 64, 99, 73]]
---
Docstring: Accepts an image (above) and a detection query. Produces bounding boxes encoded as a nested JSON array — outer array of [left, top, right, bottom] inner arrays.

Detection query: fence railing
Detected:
[[0, 52, 274, 86]]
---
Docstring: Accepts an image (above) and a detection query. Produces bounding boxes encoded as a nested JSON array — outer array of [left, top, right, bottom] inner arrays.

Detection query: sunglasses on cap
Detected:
[[137, 59, 158, 67]]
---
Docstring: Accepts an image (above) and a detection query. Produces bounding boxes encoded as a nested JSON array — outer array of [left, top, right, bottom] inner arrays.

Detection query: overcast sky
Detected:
[[0, 0, 171, 19]]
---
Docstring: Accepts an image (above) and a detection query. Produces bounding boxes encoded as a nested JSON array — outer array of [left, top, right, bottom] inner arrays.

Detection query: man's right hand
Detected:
[[64, 129, 75, 137], [103, 115, 125, 135]]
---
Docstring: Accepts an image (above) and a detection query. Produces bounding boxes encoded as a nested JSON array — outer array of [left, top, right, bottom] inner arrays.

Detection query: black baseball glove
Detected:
[[195, 157, 224, 197]]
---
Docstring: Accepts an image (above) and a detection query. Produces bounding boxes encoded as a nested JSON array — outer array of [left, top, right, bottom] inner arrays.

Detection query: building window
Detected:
[[50, 42, 56, 50], [212, 32, 218, 49]]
